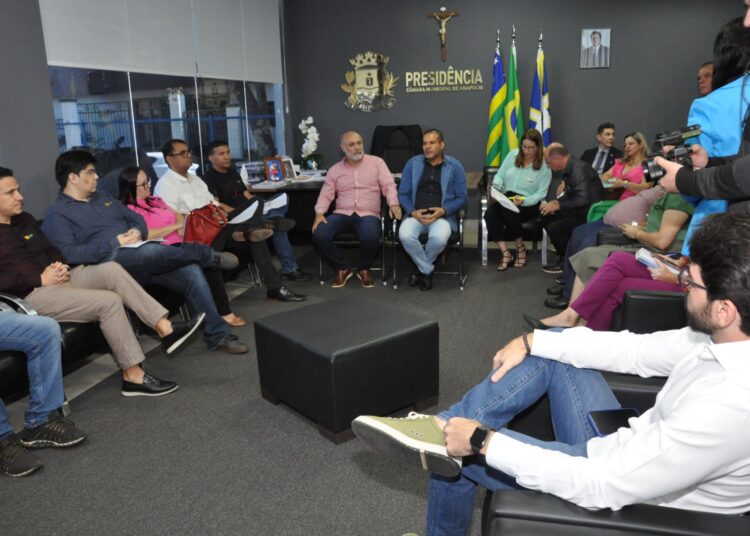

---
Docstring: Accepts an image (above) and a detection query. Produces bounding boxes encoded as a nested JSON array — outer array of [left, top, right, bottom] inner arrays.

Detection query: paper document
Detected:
[[635, 248, 680, 274], [120, 239, 163, 249], [262, 193, 288, 215], [250, 180, 287, 190], [490, 187, 519, 213], [229, 202, 258, 224]]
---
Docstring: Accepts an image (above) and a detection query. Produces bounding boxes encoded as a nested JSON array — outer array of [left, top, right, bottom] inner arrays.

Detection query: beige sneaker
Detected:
[[352, 412, 462, 477]]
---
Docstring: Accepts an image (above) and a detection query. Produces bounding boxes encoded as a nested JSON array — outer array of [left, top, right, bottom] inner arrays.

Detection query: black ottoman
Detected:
[[254, 298, 439, 443]]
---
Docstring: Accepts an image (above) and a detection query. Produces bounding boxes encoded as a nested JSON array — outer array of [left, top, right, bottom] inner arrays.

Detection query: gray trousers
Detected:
[[25, 262, 168, 370]]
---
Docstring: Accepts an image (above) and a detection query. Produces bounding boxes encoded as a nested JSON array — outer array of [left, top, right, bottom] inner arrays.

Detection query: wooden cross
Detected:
[[428, 7, 459, 62]]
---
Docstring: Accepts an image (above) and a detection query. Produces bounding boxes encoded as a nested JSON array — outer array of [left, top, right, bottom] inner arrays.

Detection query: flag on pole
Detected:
[[528, 32, 552, 146], [504, 28, 523, 154], [485, 31, 507, 166]]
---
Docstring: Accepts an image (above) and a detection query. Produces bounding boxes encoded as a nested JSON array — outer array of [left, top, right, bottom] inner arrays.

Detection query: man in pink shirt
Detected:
[[312, 131, 402, 288]]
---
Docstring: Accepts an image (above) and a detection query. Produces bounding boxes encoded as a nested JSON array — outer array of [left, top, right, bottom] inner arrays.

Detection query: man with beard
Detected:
[[312, 131, 402, 288], [354, 212, 750, 534]]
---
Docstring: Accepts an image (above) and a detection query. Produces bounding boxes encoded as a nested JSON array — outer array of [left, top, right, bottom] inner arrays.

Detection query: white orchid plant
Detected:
[[298, 116, 319, 159]]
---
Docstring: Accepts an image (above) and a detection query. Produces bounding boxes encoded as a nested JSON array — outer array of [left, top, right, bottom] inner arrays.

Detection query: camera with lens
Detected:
[[642, 125, 702, 183]]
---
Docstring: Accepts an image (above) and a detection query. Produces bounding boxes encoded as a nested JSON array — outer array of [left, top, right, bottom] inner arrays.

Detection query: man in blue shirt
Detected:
[[42, 150, 248, 354], [398, 130, 467, 290]]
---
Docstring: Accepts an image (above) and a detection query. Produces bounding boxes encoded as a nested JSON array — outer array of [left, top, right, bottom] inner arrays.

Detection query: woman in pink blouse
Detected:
[[600, 132, 651, 201], [118, 166, 246, 327]]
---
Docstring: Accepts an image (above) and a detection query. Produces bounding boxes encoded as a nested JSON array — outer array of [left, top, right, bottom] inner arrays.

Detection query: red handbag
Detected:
[[183, 204, 228, 245]]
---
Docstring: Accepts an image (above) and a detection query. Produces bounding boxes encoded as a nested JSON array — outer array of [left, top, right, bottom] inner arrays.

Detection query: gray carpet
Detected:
[[0, 245, 557, 536]]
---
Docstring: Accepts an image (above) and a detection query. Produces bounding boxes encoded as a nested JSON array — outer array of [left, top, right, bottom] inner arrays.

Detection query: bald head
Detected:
[[340, 131, 365, 163], [545, 143, 570, 171]]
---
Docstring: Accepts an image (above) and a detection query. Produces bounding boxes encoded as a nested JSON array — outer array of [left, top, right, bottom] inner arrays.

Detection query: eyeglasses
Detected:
[[679, 268, 708, 293], [168, 149, 192, 158], [136, 180, 151, 190]]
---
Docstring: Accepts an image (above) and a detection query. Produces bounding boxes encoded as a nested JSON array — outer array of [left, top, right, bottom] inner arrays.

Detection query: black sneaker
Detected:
[[161, 313, 206, 354], [541, 262, 563, 274], [20, 412, 87, 448], [420, 273, 433, 291], [408, 270, 423, 287], [282, 269, 312, 282], [212, 251, 239, 270], [213, 334, 249, 354], [0, 434, 43, 477], [121, 372, 179, 397], [267, 286, 307, 302]]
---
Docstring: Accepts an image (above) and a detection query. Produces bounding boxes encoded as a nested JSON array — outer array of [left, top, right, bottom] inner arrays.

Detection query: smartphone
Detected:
[[588, 408, 640, 436]]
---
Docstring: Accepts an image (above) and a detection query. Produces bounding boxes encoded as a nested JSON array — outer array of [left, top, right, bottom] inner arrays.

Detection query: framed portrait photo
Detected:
[[280, 156, 297, 179], [580, 28, 611, 69], [264, 157, 284, 181]]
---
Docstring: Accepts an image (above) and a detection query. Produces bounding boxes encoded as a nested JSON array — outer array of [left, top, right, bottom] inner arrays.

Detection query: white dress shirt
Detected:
[[485, 327, 750, 514], [153, 168, 216, 214]]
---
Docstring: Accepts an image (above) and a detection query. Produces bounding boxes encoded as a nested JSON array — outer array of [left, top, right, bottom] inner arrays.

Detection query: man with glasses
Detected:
[[354, 212, 750, 534], [155, 139, 305, 302], [41, 150, 249, 355]]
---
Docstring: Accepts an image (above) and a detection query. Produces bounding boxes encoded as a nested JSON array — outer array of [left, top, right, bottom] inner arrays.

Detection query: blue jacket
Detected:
[[398, 155, 468, 231], [42, 191, 148, 265]]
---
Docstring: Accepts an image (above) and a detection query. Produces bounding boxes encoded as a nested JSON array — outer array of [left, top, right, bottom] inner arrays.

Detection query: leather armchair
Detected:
[[482, 489, 749, 535]]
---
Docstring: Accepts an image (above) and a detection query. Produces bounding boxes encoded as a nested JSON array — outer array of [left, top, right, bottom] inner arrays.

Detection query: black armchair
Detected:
[[482, 489, 749, 535]]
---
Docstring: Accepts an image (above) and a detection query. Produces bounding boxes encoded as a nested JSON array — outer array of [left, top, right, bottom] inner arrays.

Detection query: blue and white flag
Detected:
[[528, 38, 551, 146]]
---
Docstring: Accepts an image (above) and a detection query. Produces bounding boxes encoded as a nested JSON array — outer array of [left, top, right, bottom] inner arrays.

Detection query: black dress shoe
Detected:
[[419, 273, 433, 291], [546, 284, 565, 296], [267, 286, 307, 302], [408, 270, 423, 287], [121, 372, 179, 397], [282, 269, 312, 282], [541, 262, 563, 274], [522, 314, 551, 331], [544, 296, 569, 309], [161, 313, 206, 354]]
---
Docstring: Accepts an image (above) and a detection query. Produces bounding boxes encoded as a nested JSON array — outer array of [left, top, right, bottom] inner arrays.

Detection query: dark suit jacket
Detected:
[[581, 45, 609, 68], [580, 146, 623, 175], [556, 158, 604, 211]]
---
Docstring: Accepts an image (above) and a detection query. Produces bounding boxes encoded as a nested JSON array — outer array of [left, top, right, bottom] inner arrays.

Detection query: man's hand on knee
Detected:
[[312, 213, 327, 232], [491, 333, 532, 382]]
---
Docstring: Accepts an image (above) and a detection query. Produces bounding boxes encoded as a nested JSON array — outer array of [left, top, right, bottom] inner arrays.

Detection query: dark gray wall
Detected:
[[0, 1, 60, 215], [283, 0, 737, 170]]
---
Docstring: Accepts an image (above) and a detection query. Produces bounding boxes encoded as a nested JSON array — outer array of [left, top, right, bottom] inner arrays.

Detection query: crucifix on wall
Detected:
[[428, 7, 459, 62]]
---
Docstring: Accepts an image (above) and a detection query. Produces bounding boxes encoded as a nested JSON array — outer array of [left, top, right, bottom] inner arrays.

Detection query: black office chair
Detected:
[[391, 208, 467, 291], [316, 199, 388, 286], [370, 125, 423, 173]]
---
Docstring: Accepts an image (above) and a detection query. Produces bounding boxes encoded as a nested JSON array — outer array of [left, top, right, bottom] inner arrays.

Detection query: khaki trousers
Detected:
[[25, 262, 168, 369]]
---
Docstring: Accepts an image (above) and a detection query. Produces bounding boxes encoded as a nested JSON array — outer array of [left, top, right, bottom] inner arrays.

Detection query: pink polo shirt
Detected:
[[128, 196, 182, 245], [314, 154, 398, 218]]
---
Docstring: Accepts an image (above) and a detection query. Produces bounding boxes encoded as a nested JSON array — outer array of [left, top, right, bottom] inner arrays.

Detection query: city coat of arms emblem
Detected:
[[340, 51, 398, 112]]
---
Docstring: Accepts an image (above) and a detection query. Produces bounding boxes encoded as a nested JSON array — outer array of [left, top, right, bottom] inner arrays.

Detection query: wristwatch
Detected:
[[470, 425, 493, 455]]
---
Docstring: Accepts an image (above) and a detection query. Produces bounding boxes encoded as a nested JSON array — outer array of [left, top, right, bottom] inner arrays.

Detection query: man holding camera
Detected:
[[398, 129, 467, 291]]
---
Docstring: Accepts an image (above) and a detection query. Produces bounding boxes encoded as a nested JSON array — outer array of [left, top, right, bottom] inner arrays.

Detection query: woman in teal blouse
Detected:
[[484, 129, 551, 270]]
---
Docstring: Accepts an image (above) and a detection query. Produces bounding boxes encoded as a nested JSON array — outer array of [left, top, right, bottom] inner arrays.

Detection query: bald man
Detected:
[[313, 131, 402, 288]]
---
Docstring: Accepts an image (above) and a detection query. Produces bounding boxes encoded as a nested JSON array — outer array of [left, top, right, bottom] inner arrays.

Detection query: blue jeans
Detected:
[[266, 204, 298, 274], [399, 217, 452, 275], [427, 354, 620, 535], [0, 313, 64, 439], [313, 213, 381, 270], [113, 243, 228, 348], [562, 220, 606, 299]]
